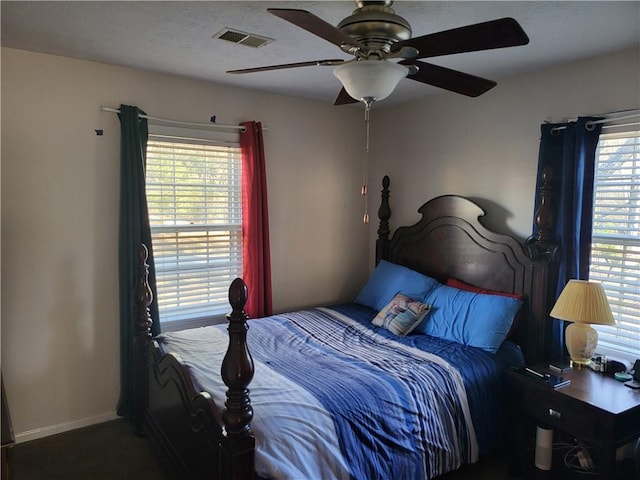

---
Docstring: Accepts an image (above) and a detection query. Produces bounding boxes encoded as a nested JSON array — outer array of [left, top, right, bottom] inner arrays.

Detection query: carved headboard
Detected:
[[375, 175, 558, 365]]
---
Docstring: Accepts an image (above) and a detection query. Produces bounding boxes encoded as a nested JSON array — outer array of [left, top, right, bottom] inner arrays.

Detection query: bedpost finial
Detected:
[[533, 165, 555, 244], [376, 176, 391, 265], [229, 278, 249, 313], [525, 166, 559, 262], [378, 175, 391, 225]]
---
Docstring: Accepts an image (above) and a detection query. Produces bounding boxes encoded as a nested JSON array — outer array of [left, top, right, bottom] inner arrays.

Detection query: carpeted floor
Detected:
[[434, 454, 511, 479], [11, 417, 638, 479], [13, 418, 168, 480], [12, 417, 512, 479]]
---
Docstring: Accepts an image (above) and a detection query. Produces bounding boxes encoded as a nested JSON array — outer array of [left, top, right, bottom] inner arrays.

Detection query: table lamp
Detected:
[[550, 280, 615, 365]]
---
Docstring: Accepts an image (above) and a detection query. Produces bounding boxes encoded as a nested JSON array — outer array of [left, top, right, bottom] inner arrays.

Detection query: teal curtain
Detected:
[[532, 117, 602, 359], [116, 104, 161, 418]]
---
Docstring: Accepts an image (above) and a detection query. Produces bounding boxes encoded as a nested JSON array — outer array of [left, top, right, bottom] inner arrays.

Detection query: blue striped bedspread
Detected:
[[157, 303, 521, 480]]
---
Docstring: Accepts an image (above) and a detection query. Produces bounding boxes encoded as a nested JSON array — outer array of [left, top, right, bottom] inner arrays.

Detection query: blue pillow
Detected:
[[355, 260, 440, 311], [417, 284, 522, 353]]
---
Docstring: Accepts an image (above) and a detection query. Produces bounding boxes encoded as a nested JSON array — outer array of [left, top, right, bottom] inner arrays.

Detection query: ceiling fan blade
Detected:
[[402, 60, 497, 97], [227, 59, 345, 74], [334, 87, 359, 106], [392, 17, 529, 59], [268, 8, 365, 51]]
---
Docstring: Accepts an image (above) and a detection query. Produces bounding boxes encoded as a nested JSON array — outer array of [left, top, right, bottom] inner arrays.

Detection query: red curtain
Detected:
[[240, 121, 273, 318]]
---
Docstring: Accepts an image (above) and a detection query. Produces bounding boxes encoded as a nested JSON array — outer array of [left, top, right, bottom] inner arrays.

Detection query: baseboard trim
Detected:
[[15, 411, 120, 444]]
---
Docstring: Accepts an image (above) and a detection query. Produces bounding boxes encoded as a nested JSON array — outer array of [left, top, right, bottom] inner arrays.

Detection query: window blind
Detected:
[[146, 136, 242, 324], [590, 130, 640, 357]]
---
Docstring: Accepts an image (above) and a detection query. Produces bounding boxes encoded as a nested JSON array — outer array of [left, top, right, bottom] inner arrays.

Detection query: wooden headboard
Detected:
[[375, 175, 558, 365]]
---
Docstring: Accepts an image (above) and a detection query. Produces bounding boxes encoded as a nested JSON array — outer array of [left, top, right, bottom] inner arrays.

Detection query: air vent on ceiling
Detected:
[[213, 28, 273, 48]]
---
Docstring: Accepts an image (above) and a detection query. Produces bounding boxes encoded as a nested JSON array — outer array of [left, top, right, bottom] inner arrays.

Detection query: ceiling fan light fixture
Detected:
[[333, 60, 407, 102]]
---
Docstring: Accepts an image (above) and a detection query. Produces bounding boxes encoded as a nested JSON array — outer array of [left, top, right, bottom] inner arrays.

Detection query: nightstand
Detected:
[[508, 364, 640, 479]]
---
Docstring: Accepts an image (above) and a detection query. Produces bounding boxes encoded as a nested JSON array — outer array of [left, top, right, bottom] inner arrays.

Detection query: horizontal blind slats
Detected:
[[589, 130, 640, 358], [146, 137, 243, 324]]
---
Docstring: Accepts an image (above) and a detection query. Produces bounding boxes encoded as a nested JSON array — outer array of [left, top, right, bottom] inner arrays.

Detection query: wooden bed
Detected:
[[132, 173, 559, 479]]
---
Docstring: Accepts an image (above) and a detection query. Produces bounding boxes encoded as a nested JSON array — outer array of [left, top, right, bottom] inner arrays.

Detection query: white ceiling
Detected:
[[2, 1, 639, 107]]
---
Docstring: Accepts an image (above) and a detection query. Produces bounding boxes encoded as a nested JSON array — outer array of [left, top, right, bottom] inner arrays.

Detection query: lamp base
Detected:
[[566, 322, 598, 365]]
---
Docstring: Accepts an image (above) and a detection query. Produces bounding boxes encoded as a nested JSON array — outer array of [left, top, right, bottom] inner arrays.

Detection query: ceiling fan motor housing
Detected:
[[338, 1, 412, 55]]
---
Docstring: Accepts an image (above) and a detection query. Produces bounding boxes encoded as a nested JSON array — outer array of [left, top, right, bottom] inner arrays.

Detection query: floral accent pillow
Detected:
[[372, 293, 432, 336]]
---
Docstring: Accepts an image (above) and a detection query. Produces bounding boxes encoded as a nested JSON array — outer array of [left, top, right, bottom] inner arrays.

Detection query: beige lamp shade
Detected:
[[550, 279, 615, 365], [550, 280, 615, 325]]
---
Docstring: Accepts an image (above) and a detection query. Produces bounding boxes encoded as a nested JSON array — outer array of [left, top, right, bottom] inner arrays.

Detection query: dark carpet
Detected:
[[11, 417, 638, 479], [12, 418, 510, 479], [13, 418, 168, 480]]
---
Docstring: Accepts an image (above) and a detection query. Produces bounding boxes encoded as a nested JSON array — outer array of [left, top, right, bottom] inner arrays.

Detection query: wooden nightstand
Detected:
[[508, 364, 640, 479]]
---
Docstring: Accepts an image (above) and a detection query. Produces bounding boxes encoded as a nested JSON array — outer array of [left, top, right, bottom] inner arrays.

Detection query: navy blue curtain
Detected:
[[116, 104, 161, 418], [532, 117, 602, 359]]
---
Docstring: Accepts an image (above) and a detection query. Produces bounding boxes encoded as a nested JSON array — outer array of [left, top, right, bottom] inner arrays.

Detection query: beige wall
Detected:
[[2, 45, 639, 441], [0, 47, 365, 439], [370, 47, 640, 247]]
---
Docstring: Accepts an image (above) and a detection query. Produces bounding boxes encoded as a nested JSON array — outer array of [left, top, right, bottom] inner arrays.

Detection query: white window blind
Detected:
[[590, 129, 640, 357], [146, 134, 242, 325]]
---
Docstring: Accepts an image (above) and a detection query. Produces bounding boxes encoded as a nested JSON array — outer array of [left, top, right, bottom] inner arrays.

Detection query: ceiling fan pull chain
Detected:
[[362, 100, 373, 224]]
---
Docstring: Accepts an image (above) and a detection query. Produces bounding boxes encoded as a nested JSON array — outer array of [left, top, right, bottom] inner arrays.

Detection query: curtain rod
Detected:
[[574, 110, 639, 126], [99, 106, 248, 132], [550, 109, 640, 133]]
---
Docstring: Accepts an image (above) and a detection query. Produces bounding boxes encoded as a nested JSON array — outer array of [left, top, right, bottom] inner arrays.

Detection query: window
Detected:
[[590, 128, 640, 359], [145, 127, 242, 328]]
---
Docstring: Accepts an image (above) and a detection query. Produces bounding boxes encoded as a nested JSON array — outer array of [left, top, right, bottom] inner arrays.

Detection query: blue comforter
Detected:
[[158, 303, 522, 480]]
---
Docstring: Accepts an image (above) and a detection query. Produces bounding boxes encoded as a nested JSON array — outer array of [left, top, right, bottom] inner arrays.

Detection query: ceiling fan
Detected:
[[227, 0, 530, 105]]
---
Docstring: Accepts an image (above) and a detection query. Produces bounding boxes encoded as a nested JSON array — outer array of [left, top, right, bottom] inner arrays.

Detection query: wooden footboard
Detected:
[[145, 343, 223, 478]]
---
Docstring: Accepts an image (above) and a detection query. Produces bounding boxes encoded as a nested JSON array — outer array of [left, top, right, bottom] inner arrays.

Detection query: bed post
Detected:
[[133, 244, 153, 436], [220, 278, 256, 479], [376, 175, 391, 265], [524, 166, 560, 364], [526, 166, 558, 258]]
